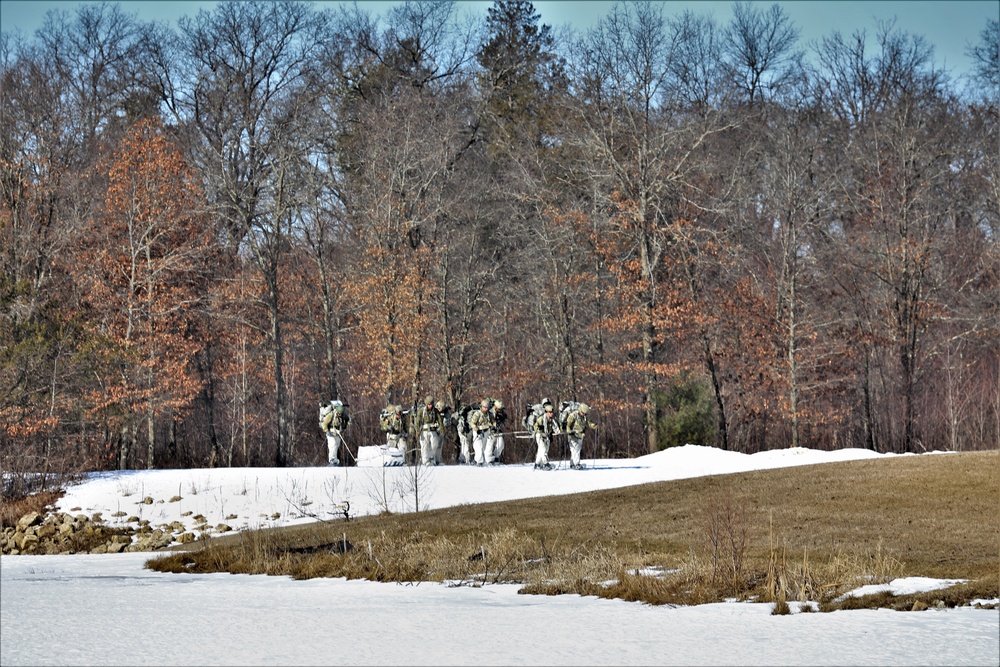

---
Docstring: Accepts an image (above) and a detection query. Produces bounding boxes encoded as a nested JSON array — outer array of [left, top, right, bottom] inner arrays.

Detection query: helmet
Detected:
[[494, 399, 503, 409], [578, 403, 589, 414], [335, 405, 345, 414], [424, 395, 434, 406], [394, 404, 402, 414], [481, 398, 491, 409], [435, 400, 445, 411], [544, 404, 554, 413]]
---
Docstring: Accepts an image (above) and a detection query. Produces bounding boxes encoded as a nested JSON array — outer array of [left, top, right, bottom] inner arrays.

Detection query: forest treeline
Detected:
[[1, 0, 997, 477]]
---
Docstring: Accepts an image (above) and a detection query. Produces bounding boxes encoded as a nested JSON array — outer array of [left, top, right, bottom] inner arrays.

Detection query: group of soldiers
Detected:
[[379, 396, 507, 467], [526, 398, 595, 470], [321, 395, 596, 470]]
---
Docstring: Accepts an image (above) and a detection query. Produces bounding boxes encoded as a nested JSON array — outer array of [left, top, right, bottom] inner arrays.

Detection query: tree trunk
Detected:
[[643, 300, 658, 454], [268, 276, 290, 467], [146, 411, 155, 470], [703, 336, 729, 451]]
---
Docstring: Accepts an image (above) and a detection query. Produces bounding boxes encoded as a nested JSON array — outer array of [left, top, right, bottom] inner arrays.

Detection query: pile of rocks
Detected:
[[1, 509, 233, 555]]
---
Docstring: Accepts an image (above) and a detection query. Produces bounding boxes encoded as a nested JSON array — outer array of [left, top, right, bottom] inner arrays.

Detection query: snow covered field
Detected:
[[2, 445, 998, 666]]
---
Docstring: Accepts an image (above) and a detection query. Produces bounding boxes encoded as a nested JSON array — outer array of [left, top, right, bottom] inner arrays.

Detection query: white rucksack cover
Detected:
[[558, 401, 583, 430], [523, 403, 546, 431], [319, 399, 344, 430]]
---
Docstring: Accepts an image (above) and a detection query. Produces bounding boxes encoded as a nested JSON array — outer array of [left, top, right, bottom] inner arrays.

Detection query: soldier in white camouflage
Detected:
[[564, 403, 596, 469], [321, 404, 350, 466], [454, 405, 474, 464], [489, 399, 507, 465], [469, 398, 494, 466], [532, 401, 559, 470], [381, 404, 408, 460], [413, 395, 444, 466], [434, 400, 450, 465]]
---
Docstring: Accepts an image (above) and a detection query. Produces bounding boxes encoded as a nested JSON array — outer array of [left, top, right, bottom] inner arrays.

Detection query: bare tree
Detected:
[[567, 1, 732, 453], [670, 10, 731, 112], [722, 1, 802, 106], [816, 23, 958, 452], [172, 0, 330, 466], [966, 18, 999, 97], [330, 1, 481, 411]]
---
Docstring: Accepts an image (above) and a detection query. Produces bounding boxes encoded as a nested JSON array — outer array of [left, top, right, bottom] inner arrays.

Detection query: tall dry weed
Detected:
[[701, 483, 754, 593]]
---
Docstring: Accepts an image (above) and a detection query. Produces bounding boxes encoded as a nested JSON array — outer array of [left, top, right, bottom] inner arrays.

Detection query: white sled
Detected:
[[356, 444, 406, 467]]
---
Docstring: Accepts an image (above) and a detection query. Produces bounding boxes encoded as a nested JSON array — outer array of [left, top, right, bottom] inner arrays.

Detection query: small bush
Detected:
[[702, 484, 754, 594], [654, 372, 717, 450]]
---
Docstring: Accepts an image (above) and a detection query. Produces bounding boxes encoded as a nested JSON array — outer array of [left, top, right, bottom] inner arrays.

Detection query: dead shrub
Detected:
[[600, 571, 678, 605], [701, 483, 754, 594], [0, 490, 63, 529], [771, 598, 791, 615]]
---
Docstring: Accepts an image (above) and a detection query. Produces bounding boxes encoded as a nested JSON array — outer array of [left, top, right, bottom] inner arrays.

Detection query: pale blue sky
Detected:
[[2, 1, 996, 79]]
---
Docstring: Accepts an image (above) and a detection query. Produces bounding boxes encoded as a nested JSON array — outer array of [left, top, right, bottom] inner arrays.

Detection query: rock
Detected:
[[18, 533, 39, 552], [1, 502, 213, 555], [911, 600, 928, 612]]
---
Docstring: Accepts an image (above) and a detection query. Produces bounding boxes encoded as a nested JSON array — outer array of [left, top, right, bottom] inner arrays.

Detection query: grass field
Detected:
[[148, 450, 1000, 611]]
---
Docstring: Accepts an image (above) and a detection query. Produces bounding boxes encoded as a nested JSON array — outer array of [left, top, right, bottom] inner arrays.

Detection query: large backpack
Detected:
[[454, 405, 473, 434], [522, 403, 546, 431], [493, 405, 508, 431], [378, 407, 391, 431], [319, 399, 345, 430], [558, 400, 583, 431]]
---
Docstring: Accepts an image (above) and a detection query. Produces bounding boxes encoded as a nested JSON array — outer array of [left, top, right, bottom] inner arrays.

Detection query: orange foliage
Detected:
[[77, 119, 211, 430], [340, 221, 436, 404]]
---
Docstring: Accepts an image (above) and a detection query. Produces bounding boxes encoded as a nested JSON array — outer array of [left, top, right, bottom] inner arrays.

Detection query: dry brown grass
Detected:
[[147, 450, 1000, 611], [0, 490, 63, 530]]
